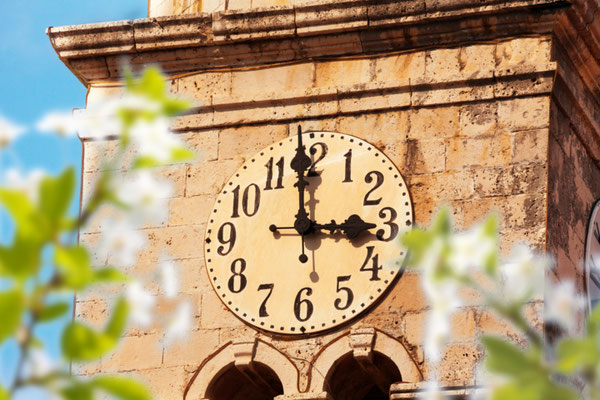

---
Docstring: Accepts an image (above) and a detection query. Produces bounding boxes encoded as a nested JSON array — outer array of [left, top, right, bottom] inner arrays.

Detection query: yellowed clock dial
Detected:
[[204, 131, 413, 335]]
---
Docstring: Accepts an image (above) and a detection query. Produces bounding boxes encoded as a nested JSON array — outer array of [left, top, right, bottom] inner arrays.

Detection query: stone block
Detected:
[[409, 106, 460, 139], [408, 170, 474, 202], [377, 270, 427, 312], [75, 298, 108, 330], [186, 159, 242, 197], [375, 51, 426, 81], [103, 333, 164, 372], [437, 343, 481, 386], [338, 85, 410, 113], [424, 48, 461, 80], [473, 163, 547, 198], [405, 139, 446, 174], [162, 329, 220, 367], [476, 309, 525, 344], [336, 111, 409, 148], [458, 44, 495, 79], [497, 97, 550, 132], [179, 257, 213, 295], [445, 134, 511, 170], [169, 195, 215, 227], [451, 308, 477, 341], [179, 130, 219, 162], [295, 0, 368, 35], [200, 290, 246, 329], [411, 80, 495, 107], [459, 102, 497, 137], [135, 366, 192, 400], [231, 63, 315, 98], [289, 119, 338, 134], [496, 37, 552, 69], [315, 58, 374, 88], [511, 128, 549, 163], [402, 312, 425, 347], [137, 225, 207, 265], [177, 72, 231, 106], [218, 124, 289, 160]]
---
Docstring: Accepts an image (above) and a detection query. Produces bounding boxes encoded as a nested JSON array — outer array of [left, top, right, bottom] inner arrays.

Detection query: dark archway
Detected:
[[325, 352, 402, 400], [205, 362, 284, 400]]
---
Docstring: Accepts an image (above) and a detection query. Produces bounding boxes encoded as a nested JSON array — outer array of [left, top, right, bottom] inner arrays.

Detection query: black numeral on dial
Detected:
[[360, 246, 382, 281], [217, 222, 236, 256], [257, 283, 274, 317], [363, 171, 384, 206], [228, 258, 247, 293], [334, 275, 354, 310], [376, 207, 399, 242], [343, 149, 352, 182], [294, 287, 314, 322], [264, 156, 284, 190], [308, 142, 327, 176], [231, 184, 261, 218]]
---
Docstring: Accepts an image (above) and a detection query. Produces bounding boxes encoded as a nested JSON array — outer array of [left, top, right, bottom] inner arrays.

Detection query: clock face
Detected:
[[585, 200, 600, 312], [204, 131, 413, 335]]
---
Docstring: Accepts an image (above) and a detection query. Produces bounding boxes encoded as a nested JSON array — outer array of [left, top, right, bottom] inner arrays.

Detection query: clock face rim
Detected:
[[585, 198, 600, 313], [203, 130, 414, 336]]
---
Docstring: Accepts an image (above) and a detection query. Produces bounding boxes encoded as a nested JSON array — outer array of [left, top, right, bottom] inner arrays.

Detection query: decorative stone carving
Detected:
[[349, 327, 376, 364], [231, 340, 257, 369]]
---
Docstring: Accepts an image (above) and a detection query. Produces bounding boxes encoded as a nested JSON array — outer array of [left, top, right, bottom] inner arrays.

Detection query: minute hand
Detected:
[[314, 214, 376, 240]]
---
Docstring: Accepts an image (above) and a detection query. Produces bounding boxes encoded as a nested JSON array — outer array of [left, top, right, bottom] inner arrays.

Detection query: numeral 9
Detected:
[[217, 222, 236, 256]]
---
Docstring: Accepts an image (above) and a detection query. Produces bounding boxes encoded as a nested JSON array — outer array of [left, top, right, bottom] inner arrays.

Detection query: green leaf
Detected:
[[61, 322, 116, 362], [0, 189, 46, 240], [0, 236, 43, 280], [94, 267, 129, 283], [94, 376, 151, 400], [105, 298, 129, 340], [586, 303, 600, 335], [556, 337, 598, 374], [481, 335, 537, 377], [54, 246, 94, 290], [38, 301, 71, 322], [492, 383, 540, 400], [62, 382, 94, 400], [170, 147, 195, 162], [0, 383, 9, 400], [132, 156, 160, 169], [163, 98, 191, 116], [0, 289, 24, 344], [38, 167, 75, 226]]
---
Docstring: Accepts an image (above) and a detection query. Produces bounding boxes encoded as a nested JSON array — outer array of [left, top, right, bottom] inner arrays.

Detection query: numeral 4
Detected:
[[360, 246, 382, 281]]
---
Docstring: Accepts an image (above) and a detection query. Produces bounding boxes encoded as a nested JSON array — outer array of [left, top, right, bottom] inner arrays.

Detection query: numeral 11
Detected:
[[265, 156, 284, 190]]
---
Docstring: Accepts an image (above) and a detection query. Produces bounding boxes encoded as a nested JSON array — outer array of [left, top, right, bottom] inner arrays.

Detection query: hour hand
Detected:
[[314, 214, 376, 239]]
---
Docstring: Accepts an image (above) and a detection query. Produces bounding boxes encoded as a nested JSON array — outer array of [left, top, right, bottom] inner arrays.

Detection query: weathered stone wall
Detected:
[[75, 35, 553, 398]]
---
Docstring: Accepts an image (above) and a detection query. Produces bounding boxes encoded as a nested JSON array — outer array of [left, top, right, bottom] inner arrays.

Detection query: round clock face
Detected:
[[585, 200, 600, 312], [204, 131, 413, 335]]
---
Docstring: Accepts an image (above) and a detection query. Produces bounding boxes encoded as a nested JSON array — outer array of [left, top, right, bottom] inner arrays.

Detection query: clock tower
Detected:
[[49, 0, 600, 399]]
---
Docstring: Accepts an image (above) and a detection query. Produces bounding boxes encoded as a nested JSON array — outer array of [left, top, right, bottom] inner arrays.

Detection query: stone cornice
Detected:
[[47, 0, 567, 86]]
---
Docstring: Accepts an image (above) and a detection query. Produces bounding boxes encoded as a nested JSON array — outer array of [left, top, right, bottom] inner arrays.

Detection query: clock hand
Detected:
[[289, 126, 313, 263], [314, 214, 376, 239], [270, 214, 376, 240]]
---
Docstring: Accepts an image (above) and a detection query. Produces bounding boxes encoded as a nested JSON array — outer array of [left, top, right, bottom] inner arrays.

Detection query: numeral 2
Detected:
[[307, 142, 327, 176], [363, 171, 384, 206], [360, 246, 382, 281]]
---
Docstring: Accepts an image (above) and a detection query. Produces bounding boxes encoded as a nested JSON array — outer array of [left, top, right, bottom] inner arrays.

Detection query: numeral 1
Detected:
[[360, 246, 382, 281], [343, 149, 352, 182], [265, 156, 284, 190]]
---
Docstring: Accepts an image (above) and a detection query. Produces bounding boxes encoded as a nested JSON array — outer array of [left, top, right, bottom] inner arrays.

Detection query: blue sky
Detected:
[[0, 1, 145, 396]]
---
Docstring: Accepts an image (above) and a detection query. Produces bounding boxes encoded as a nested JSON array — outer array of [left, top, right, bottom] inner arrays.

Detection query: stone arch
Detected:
[[307, 328, 422, 394], [184, 338, 299, 399]]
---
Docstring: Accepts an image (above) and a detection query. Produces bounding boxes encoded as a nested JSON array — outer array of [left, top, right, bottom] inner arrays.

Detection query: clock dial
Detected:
[[204, 131, 413, 335], [585, 200, 600, 312]]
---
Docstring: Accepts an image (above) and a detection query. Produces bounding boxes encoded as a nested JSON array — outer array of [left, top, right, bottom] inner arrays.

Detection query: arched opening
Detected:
[[205, 362, 284, 400], [325, 352, 402, 400]]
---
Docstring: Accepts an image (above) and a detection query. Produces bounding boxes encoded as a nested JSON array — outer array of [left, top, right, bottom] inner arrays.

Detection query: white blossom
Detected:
[[22, 349, 56, 379], [164, 300, 192, 346], [4, 168, 46, 204], [545, 280, 585, 333], [0, 115, 25, 147], [500, 244, 546, 303], [36, 111, 77, 137], [158, 259, 179, 299], [421, 380, 444, 400], [126, 281, 156, 327], [130, 117, 183, 163], [448, 226, 495, 275], [115, 170, 173, 223], [97, 218, 145, 267]]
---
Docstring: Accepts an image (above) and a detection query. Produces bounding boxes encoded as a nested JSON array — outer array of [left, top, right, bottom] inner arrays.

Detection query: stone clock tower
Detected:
[[49, 0, 600, 399]]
